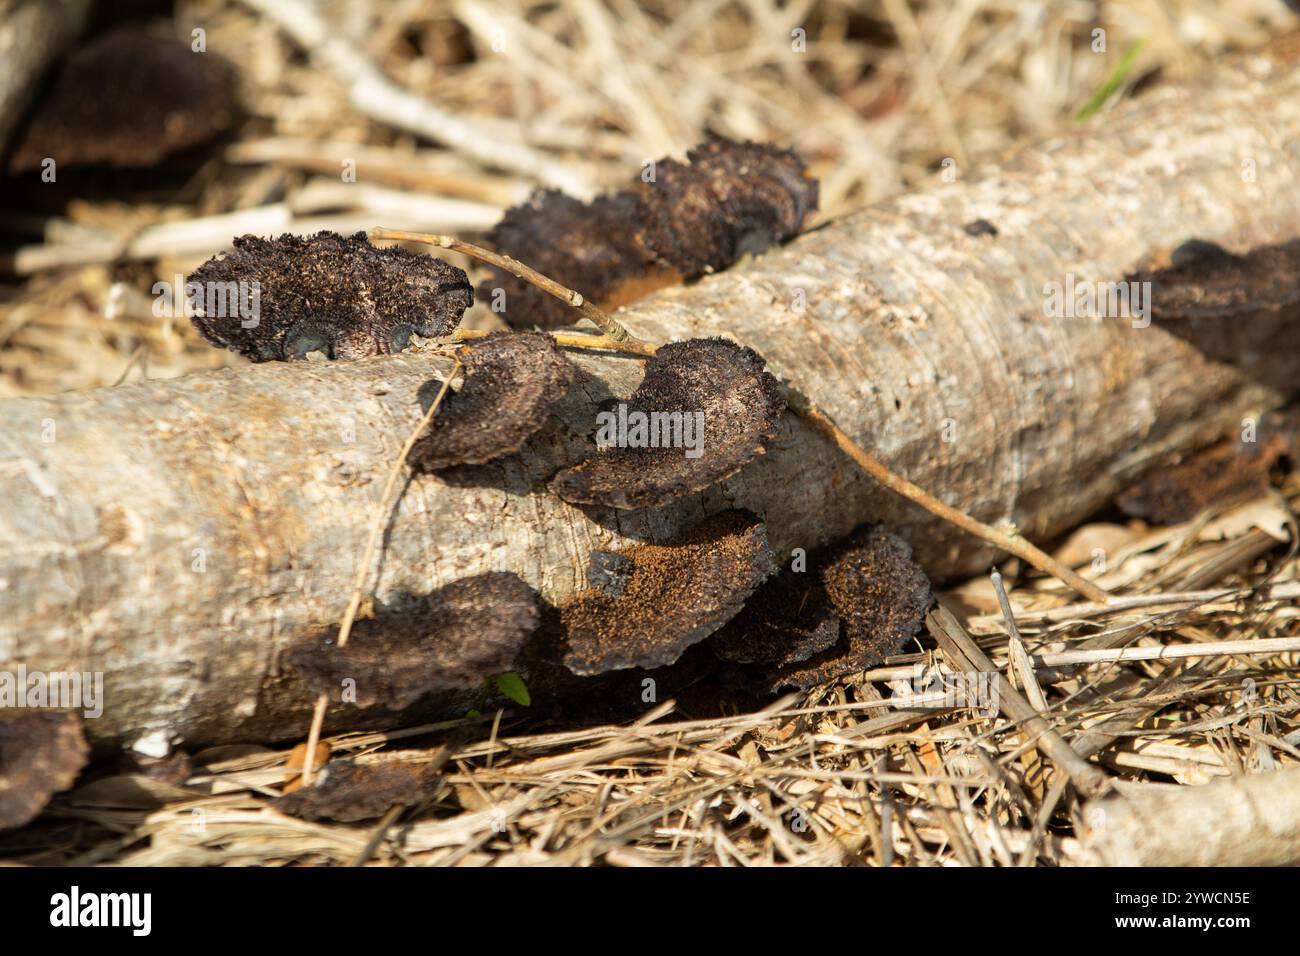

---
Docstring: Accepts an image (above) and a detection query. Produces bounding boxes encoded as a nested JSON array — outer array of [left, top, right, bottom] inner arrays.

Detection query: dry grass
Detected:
[[0, 0, 1298, 866]]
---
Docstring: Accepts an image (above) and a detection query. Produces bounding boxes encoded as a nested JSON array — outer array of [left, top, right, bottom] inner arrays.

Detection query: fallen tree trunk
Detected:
[[1072, 768, 1300, 866], [4, 48, 1300, 749]]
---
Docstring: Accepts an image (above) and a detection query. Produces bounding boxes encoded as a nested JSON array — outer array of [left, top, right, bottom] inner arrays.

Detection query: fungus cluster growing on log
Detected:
[[479, 137, 819, 329], [285, 572, 539, 709], [0, 710, 89, 830], [411, 332, 575, 470], [1133, 238, 1300, 321], [188, 231, 473, 362], [1116, 432, 1288, 525], [715, 525, 933, 692], [8, 29, 235, 173], [557, 510, 776, 675], [552, 338, 786, 508]]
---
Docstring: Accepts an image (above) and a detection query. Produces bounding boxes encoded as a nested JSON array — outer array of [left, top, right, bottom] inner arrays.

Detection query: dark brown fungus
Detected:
[[635, 137, 819, 275], [719, 525, 932, 693], [558, 510, 776, 676], [8, 29, 235, 173], [285, 572, 539, 709], [188, 231, 472, 362], [551, 338, 785, 509], [0, 710, 89, 830], [274, 759, 439, 823], [1116, 433, 1287, 525], [1133, 238, 1300, 321], [478, 190, 659, 329], [479, 138, 818, 329], [411, 332, 575, 470]]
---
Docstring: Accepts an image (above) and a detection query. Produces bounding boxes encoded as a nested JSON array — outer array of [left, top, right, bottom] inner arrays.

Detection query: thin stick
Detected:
[[784, 388, 1111, 605], [371, 227, 656, 354], [449, 327, 648, 356], [300, 355, 463, 786]]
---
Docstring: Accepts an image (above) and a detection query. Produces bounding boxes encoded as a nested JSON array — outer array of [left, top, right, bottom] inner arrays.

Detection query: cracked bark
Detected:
[[3, 46, 1300, 748]]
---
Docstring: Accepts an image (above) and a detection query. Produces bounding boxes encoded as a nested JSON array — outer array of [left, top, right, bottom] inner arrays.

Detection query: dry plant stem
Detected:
[[449, 327, 648, 356], [927, 606, 1112, 799], [788, 391, 1111, 604], [301, 356, 463, 786], [370, 228, 656, 354]]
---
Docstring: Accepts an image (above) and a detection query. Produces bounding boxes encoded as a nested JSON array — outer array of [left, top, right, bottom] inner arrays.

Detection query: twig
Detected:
[[448, 327, 648, 356], [784, 387, 1111, 604], [370, 227, 656, 353], [300, 355, 463, 786], [927, 605, 1112, 799]]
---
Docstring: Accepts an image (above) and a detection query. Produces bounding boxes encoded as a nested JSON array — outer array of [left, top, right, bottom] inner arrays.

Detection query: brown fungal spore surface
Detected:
[[551, 338, 785, 509], [285, 572, 539, 709], [479, 138, 818, 328], [1134, 238, 1300, 321], [0, 710, 89, 830], [720, 525, 933, 692], [188, 231, 472, 362], [635, 137, 820, 275], [479, 191, 655, 329], [8, 29, 235, 173], [559, 510, 776, 676], [274, 759, 438, 822], [1116, 433, 1287, 525], [411, 332, 575, 470]]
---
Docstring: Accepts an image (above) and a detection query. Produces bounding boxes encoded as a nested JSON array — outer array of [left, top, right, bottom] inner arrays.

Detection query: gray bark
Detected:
[[3, 49, 1300, 748]]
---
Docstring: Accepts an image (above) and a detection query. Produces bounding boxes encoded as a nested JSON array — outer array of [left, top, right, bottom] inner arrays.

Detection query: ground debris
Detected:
[[274, 759, 439, 823]]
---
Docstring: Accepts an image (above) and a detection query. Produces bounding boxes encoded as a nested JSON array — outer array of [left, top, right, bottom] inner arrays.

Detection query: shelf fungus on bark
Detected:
[[188, 231, 473, 362], [477, 191, 660, 329], [479, 137, 818, 330], [551, 338, 785, 509], [557, 510, 776, 676], [274, 759, 439, 823], [0, 710, 90, 830], [411, 332, 575, 470], [1132, 238, 1300, 321], [285, 572, 539, 710], [717, 525, 933, 693], [8, 28, 236, 173], [635, 138, 820, 276], [1116, 432, 1288, 525]]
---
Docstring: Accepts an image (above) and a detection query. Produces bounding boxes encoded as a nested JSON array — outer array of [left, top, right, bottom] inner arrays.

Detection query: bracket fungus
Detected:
[[551, 338, 785, 509], [718, 525, 933, 693], [188, 231, 473, 362], [0, 710, 89, 830], [635, 138, 820, 275], [1133, 238, 1300, 320], [479, 137, 818, 329], [557, 510, 776, 675], [411, 332, 575, 470], [478, 191, 659, 329], [274, 759, 439, 823], [1116, 433, 1288, 525], [8, 29, 235, 173], [285, 572, 539, 710]]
